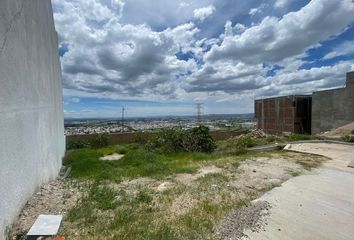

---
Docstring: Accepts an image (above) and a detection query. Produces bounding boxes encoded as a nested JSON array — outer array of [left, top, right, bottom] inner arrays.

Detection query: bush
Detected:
[[146, 126, 216, 153], [351, 130, 354, 135], [234, 136, 255, 155], [66, 139, 91, 150], [116, 146, 128, 154], [90, 133, 109, 148], [342, 135, 354, 143], [186, 126, 217, 153], [145, 128, 184, 153]]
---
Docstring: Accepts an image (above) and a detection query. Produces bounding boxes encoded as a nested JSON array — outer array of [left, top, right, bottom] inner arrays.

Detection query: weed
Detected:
[[342, 135, 354, 143], [67, 200, 97, 224], [289, 171, 301, 177], [136, 190, 153, 204], [286, 133, 315, 141], [234, 136, 255, 155], [296, 159, 322, 170], [89, 184, 117, 210]]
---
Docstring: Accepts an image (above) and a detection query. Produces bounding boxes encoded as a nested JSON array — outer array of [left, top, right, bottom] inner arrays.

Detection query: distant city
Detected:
[[64, 114, 256, 135]]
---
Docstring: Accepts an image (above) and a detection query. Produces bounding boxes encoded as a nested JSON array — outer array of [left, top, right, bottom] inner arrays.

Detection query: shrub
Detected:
[[145, 128, 184, 153], [116, 146, 128, 154], [146, 126, 216, 153], [90, 133, 109, 148], [66, 139, 91, 150], [186, 126, 217, 153], [351, 129, 354, 135], [234, 136, 255, 155]]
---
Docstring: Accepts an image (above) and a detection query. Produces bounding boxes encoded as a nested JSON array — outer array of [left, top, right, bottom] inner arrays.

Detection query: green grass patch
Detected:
[[64, 144, 227, 182]]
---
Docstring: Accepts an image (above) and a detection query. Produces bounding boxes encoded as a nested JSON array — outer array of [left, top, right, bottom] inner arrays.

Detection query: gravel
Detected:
[[9, 179, 81, 239], [215, 201, 271, 240]]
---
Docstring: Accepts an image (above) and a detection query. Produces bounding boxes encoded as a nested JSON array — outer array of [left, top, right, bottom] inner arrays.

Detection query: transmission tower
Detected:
[[196, 103, 203, 124], [121, 106, 125, 133]]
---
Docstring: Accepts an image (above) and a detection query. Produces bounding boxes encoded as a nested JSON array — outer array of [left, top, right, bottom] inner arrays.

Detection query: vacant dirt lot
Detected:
[[9, 151, 327, 240]]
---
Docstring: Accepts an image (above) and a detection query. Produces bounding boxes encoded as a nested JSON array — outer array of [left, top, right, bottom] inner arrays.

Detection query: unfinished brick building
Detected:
[[255, 95, 312, 134]]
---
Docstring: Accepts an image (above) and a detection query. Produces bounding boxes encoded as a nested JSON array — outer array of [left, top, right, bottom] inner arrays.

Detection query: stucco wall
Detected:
[[312, 72, 354, 134], [0, 0, 65, 238]]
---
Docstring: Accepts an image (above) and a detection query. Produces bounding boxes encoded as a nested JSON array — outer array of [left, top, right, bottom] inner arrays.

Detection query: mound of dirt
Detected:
[[321, 122, 354, 137]]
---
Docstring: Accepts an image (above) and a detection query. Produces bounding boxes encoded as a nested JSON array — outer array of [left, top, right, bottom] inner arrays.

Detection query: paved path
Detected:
[[243, 143, 354, 240]]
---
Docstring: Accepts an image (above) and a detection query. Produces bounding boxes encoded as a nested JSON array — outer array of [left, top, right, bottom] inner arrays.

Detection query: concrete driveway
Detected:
[[243, 142, 354, 240]]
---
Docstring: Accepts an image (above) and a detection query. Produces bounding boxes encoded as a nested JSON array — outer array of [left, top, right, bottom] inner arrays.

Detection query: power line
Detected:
[[121, 106, 125, 133], [196, 103, 203, 124]]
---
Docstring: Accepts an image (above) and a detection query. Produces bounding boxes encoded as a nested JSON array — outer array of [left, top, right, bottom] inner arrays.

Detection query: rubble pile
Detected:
[[247, 129, 267, 138], [231, 129, 267, 140]]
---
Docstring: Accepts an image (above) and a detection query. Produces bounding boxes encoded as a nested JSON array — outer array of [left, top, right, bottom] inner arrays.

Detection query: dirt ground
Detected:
[[321, 121, 354, 138], [9, 180, 81, 240], [216, 201, 271, 240], [8, 151, 326, 239]]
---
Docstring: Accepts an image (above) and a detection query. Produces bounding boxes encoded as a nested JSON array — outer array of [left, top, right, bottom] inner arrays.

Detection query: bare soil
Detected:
[[169, 194, 199, 216], [230, 157, 303, 195], [321, 122, 354, 137], [9, 180, 81, 239], [174, 165, 223, 185], [215, 201, 271, 240]]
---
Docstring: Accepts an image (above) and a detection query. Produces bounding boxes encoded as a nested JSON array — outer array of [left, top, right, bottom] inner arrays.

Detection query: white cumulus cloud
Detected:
[[274, 0, 292, 8], [193, 5, 216, 22], [206, 0, 354, 64], [323, 41, 354, 60]]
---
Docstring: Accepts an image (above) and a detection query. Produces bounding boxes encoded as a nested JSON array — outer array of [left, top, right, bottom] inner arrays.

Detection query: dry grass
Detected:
[[58, 145, 326, 239], [279, 151, 328, 170]]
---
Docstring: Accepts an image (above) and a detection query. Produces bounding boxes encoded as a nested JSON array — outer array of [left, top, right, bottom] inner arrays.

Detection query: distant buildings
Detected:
[[64, 118, 254, 136], [255, 71, 354, 135]]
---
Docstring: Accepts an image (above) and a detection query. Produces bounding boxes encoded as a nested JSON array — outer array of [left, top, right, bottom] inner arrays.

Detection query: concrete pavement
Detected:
[[243, 142, 354, 240]]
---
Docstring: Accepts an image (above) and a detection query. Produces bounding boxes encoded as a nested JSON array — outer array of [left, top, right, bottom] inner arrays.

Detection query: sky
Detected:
[[52, 0, 354, 118]]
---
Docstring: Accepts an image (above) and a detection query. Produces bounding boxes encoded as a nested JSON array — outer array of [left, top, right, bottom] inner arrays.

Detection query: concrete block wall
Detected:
[[0, 0, 65, 238], [255, 95, 312, 134], [255, 97, 296, 134], [347, 71, 354, 87], [312, 72, 354, 134]]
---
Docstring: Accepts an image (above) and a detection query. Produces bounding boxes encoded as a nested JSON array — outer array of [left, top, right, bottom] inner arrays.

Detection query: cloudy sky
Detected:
[[52, 0, 354, 118]]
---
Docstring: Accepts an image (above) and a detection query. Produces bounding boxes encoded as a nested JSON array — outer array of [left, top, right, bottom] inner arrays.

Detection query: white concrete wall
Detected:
[[0, 0, 65, 238]]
